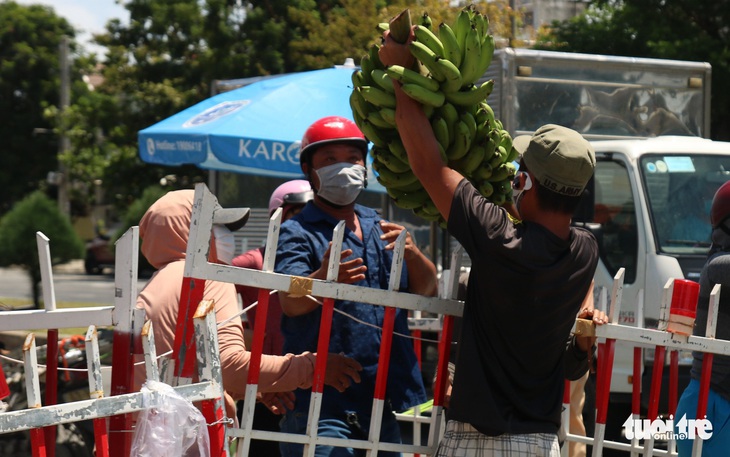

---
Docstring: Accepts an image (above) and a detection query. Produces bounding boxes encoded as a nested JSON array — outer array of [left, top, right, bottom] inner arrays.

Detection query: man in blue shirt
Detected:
[[275, 116, 437, 457]]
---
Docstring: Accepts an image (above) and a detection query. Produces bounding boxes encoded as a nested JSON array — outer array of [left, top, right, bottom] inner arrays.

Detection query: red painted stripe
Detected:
[[246, 288, 271, 385], [647, 346, 666, 420], [44, 328, 58, 457], [696, 353, 714, 419], [312, 298, 335, 393], [669, 350, 679, 414], [596, 339, 616, 424], [373, 307, 396, 400], [632, 347, 642, 415], [433, 315, 454, 407]]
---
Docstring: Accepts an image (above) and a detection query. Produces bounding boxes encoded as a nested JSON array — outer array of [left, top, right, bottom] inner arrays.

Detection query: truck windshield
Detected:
[[640, 154, 730, 255]]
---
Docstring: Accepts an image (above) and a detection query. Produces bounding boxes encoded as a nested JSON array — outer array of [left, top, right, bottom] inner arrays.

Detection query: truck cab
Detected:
[[577, 136, 730, 432]]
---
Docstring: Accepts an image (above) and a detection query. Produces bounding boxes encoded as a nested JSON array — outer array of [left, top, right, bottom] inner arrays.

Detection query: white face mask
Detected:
[[315, 162, 367, 206], [212, 225, 235, 264]]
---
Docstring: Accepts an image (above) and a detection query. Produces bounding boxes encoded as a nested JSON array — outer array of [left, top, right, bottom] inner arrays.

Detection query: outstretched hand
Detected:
[[379, 220, 421, 261], [257, 391, 296, 415], [315, 242, 367, 284], [576, 306, 608, 353], [324, 353, 363, 392]]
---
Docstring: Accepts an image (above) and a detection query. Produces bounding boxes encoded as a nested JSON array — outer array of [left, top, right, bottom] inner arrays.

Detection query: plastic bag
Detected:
[[130, 380, 210, 457]]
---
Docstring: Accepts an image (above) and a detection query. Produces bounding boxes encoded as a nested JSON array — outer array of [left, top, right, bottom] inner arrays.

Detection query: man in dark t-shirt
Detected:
[[380, 32, 599, 456]]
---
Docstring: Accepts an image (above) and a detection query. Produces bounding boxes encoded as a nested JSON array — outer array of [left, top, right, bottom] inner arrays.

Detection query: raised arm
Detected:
[[379, 30, 464, 222]]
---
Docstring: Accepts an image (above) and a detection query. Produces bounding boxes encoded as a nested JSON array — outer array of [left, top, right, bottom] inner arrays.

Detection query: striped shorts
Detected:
[[435, 421, 560, 457]]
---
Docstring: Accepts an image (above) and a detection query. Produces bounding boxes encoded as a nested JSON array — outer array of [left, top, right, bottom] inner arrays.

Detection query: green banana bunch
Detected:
[[351, 7, 520, 224]]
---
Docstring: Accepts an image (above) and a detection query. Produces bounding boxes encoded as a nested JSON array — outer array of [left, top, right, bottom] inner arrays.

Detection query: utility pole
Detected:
[[58, 36, 71, 218], [509, 0, 517, 48]]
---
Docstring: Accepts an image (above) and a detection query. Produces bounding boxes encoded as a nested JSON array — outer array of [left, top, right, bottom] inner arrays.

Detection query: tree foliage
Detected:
[[0, 191, 84, 307], [0, 2, 76, 214], [534, 0, 730, 140]]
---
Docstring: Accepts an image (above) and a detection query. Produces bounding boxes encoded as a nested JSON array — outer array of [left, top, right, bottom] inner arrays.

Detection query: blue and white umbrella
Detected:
[[138, 63, 385, 192]]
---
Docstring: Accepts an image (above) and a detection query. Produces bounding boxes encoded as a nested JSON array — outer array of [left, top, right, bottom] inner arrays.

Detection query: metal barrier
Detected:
[[5, 183, 728, 457]]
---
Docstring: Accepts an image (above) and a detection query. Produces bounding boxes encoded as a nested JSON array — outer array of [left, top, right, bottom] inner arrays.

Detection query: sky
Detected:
[[15, 0, 130, 58]]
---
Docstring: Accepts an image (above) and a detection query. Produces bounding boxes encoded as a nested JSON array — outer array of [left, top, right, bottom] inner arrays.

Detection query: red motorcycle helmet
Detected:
[[711, 180, 730, 228], [299, 116, 368, 168]]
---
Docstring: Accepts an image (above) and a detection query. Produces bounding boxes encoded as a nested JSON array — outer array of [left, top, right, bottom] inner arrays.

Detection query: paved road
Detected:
[[0, 262, 150, 306]]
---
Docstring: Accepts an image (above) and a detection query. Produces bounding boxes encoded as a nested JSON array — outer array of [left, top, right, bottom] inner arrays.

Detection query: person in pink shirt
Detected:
[[135, 189, 361, 421]]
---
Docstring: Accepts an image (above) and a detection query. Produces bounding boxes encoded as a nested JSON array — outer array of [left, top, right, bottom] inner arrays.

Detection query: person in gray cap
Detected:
[[379, 32, 600, 457]]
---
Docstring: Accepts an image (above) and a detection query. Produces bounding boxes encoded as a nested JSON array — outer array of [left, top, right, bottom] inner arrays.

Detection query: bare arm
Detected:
[[379, 220, 437, 296], [379, 30, 464, 222]]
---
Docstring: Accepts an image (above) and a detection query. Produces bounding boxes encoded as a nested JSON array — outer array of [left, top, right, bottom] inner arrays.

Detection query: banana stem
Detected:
[[389, 9, 412, 44]]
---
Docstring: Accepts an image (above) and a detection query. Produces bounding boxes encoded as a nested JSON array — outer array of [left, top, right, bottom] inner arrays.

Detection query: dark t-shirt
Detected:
[[447, 179, 598, 436], [690, 249, 730, 401]]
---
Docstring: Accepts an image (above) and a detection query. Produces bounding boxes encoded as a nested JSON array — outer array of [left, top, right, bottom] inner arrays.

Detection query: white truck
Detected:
[[483, 47, 730, 441]]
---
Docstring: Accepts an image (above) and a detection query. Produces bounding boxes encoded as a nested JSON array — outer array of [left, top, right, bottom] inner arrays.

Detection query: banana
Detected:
[[351, 69, 366, 88], [489, 162, 516, 182], [349, 88, 371, 120], [385, 65, 440, 92], [387, 138, 410, 163], [358, 85, 396, 109], [473, 11, 489, 39], [389, 187, 431, 210], [490, 146, 507, 168], [360, 54, 375, 85], [439, 102, 459, 142], [434, 57, 463, 93], [413, 206, 442, 222], [367, 109, 394, 129], [371, 68, 395, 93], [419, 199, 441, 217], [505, 145, 519, 163], [374, 163, 420, 189], [374, 146, 411, 173], [446, 120, 472, 161], [376, 22, 390, 33], [401, 83, 445, 108], [414, 24, 445, 59], [420, 11, 433, 30], [499, 129, 513, 155], [482, 134, 498, 163], [476, 102, 495, 126], [379, 107, 397, 127], [478, 180, 494, 198], [409, 41, 446, 82], [452, 141, 485, 176], [368, 43, 385, 70], [460, 111, 477, 139], [459, 25, 483, 86], [438, 22, 462, 69], [492, 179, 513, 197], [359, 118, 388, 148], [444, 79, 494, 106], [431, 115, 450, 150], [454, 9, 472, 65], [478, 34, 496, 79], [472, 162, 493, 181], [490, 192, 507, 206]]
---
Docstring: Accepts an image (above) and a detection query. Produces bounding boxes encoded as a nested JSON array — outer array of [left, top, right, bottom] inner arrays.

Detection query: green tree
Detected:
[[0, 191, 84, 308], [0, 2, 76, 214], [534, 0, 730, 141]]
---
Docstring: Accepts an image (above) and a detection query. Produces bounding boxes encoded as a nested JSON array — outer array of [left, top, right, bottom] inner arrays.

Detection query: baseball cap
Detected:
[[213, 204, 250, 231], [513, 124, 595, 197]]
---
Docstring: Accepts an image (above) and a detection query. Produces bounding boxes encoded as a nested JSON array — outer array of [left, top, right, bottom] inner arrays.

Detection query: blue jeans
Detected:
[[675, 378, 730, 456], [279, 409, 402, 457]]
